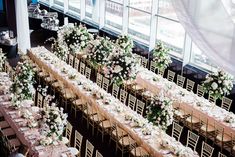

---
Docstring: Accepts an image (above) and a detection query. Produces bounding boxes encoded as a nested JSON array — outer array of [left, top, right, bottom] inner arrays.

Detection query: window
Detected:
[[105, 0, 123, 31], [158, 0, 178, 20], [129, 0, 152, 13], [39, 0, 49, 4], [54, 0, 64, 7], [69, 0, 80, 13], [156, 17, 185, 58], [128, 8, 151, 43], [85, 0, 93, 18], [190, 43, 218, 72]]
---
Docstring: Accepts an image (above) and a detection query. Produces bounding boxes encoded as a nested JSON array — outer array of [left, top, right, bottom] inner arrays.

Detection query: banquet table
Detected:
[[28, 46, 199, 157], [135, 68, 235, 136], [0, 73, 72, 157]]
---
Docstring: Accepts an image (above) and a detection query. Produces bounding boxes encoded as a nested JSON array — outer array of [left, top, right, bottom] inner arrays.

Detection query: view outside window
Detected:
[[129, 0, 152, 13], [69, 0, 80, 13], [85, 0, 92, 18], [105, 0, 123, 31], [158, 0, 178, 20], [54, 0, 64, 7]]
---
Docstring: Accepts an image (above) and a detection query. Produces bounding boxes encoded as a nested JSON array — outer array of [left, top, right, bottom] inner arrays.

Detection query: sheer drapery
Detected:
[[15, 0, 31, 54], [172, 0, 235, 76]]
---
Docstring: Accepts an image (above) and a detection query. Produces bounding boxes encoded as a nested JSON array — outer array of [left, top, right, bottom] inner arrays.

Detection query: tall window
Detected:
[[190, 43, 218, 72], [105, 0, 123, 31], [85, 0, 93, 18], [54, 0, 64, 7], [158, 0, 178, 20], [156, 17, 185, 58], [69, 0, 80, 13]]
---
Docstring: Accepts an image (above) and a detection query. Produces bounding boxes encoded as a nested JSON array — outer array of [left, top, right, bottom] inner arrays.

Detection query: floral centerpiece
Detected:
[[39, 103, 68, 146], [152, 41, 172, 70], [10, 61, 35, 102], [224, 112, 235, 124], [203, 69, 233, 99], [59, 24, 94, 54], [146, 95, 173, 130], [116, 34, 134, 55], [103, 47, 138, 85], [51, 39, 68, 61], [86, 36, 113, 67], [0, 48, 6, 71]]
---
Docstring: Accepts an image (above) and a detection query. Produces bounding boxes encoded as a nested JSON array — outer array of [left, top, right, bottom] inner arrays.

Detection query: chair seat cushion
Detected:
[[91, 114, 105, 122], [112, 127, 128, 138], [130, 146, 149, 156], [0, 121, 9, 129], [186, 116, 200, 124], [73, 99, 83, 106], [118, 136, 135, 146], [2, 128, 15, 136], [216, 133, 232, 142], [200, 124, 215, 132], [99, 120, 112, 129]]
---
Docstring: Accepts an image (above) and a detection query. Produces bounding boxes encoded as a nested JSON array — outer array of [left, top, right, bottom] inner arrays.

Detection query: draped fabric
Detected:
[[15, 0, 31, 54], [172, 0, 235, 76]]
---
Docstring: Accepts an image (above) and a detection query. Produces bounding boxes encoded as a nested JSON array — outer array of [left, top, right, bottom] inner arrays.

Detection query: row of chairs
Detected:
[[141, 56, 233, 111], [65, 121, 103, 157]]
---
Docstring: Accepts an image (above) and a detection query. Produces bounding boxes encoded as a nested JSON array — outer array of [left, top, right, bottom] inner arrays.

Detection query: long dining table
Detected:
[[28, 46, 199, 157], [135, 68, 235, 136], [0, 72, 72, 157]]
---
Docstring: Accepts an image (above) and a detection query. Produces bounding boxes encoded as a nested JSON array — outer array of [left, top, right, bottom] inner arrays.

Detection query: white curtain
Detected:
[[172, 0, 235, 76], [15, 0, 31, 54]]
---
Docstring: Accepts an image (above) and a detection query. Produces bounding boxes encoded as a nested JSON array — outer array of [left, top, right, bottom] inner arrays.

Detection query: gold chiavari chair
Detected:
[[65, 121, 73, 146], [61, 88, 76, 111], [141, 56, 148, 68], [201, 142, 214, 157], [89, 112, 106, 136], [171, 121, 183, 141], [119, 89, 128, 104], [79, 62, 86, 75], [197, 84, 205, 97], [68, 54, 74, 67], [157, 68, 165, 77], [74, 57, 80, 71], [186, 130, 199, 151], [82, 103, 98, 129], [71, 98, 84, 118], [96, 73, 103, 88], [218, 152, 227, 157], [208, 93, 216, 104], [85, 140, 94, 157], [98, 119, 112, 142], [136, 100, 145, 116], [96, 150, 103, 157], [112, 84, 120, 98], [128, 94, 137, 111], [167, 70, 175, 82], [176, 75, 185, 88], [150, 61, 156, 73], [85, 67, 92, 80], [186, 79, 195, 92], [117, 132, 136, 157], [102, 77, 110, 92], [221, 97, 232, 111], [185, 110, 200, 130], [199, 116, 215, 142], [37, 92, 44, 108], [130, 144, 150, 157], [74, 130, 83, 157]]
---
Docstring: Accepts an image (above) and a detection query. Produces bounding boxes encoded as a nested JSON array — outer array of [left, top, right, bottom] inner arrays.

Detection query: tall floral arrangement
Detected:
[[86, 36, 113, 66], [51, 39, 68, 61], [40, 103, 68, 146], [11, 60, 35, 102], [152, 41, 172, 70], [203, 69, 233, 99], [146, 95, 173, 131], [0, 48, 6, 71], [59, 24, 93, 53], [116, 34, 134, 55], [103, 47, 138, 85]]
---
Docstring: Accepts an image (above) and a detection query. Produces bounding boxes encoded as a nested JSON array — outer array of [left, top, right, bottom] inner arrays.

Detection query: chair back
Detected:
[[102, 77, 110, 92], [171, 122, 183, 141], [119, 89, 128, 104], [186, 130, 199, 151], [186, 79, 195, 92], [141, 57, 148, 68], [79, 62, 86, 75], [136, 100, 145, 116], [208, 94, 216, 104], [128, 94, 137, 110], [221, 97, 232, 111], [167, 70, 175, 82], [37, 92, 44, 108], [218, 152, 227, 157], [96, 150, 103, 157], [65, 121, 73, 146], [112, 84, 120, 98], [157, 68, 165, 77], [150, 61, 156, 73], [68, 54, 74, 67], [74, 130, 83, 155], [85, 67, 91, 80], [201, 142, 214, 157], [74, 58, 80, 71], [96, 73, 103, 87], [197, 84, 204, 97], [85, 140, 94, 157], [177, 75, 185, 88]]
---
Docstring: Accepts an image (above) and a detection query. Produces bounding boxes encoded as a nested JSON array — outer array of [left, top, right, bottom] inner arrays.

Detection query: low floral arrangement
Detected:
[[11, 95, 22, 109], [146, 95, 173, 131], [37, 85, 48, 97], [131, 115, 146, 128], [0, 48, 6, 71], [60, 24, 94, 53], [203, 69, 233, 99], [152, 41, 172, 70], [224, 112, 235, 124], [51, 39, 68, 61], [103, 47, 138, 85], [141, 124, 152, 135], [86, 36, 113, 66], [40, 103, 68, 146], [116, 34, 134, 55], [10, 61, 35, 102]]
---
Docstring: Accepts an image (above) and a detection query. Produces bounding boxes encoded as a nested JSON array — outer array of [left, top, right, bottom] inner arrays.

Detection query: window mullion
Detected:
[[149, 0, 158, 52], [122, 0, 129, 34], [80, 0, 85, 20]]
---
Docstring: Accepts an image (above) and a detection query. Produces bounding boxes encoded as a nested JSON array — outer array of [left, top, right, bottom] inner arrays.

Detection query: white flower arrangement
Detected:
[[131, 114, 147, 128], [203, 69, 233, 99], [115, 105, 124, 113], [141, 124, 153, 135], [146, 95, 174, 131], [86, 36, 113, 66], [37, 85, 48, 97], [103, 47, 138, 85], [116, 34, 134, 55], [11, 61, 35, 102], [0, 48, 6, 71], [11, 95, 22, 109], [152, 41, 172, 70], [51, 39, 69, 61], [40, 103, 68, 145], [224, 112, 235, 124], [59, 24, 94, 53]]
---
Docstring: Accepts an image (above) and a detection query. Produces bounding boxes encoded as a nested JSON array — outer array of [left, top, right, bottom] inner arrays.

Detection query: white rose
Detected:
[[211, 82, 218, 90]]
